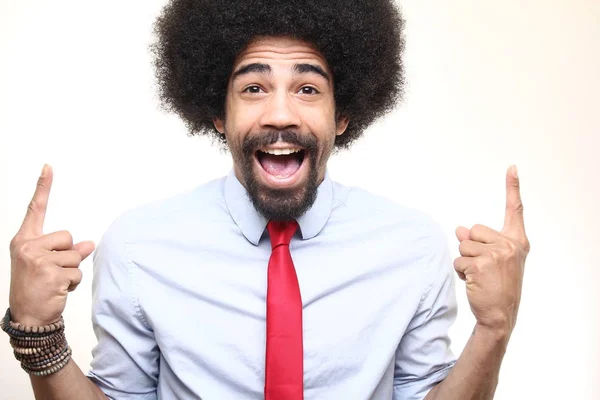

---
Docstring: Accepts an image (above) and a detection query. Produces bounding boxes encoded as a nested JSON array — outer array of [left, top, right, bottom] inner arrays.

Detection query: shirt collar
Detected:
[[224, 169, 333, 245]]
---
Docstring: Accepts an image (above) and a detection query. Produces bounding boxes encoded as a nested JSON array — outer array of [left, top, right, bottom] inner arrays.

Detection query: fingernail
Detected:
[[41, 164, 48, 177], [512, 165, 518, 179]]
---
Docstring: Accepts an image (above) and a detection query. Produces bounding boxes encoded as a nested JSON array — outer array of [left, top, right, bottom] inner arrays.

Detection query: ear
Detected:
[[335, 115, 349, 136], [213, 117, 225, 134]]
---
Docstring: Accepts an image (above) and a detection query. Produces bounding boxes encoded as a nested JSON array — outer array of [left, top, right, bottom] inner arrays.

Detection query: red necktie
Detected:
[[264, 220, 303, 400]]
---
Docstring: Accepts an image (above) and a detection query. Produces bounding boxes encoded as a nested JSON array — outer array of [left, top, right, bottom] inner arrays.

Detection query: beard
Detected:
[[233, 130, 322, 222]]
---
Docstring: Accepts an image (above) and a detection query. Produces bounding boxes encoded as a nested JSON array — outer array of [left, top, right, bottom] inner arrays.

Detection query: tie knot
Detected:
[[267, 220, 299, 249]]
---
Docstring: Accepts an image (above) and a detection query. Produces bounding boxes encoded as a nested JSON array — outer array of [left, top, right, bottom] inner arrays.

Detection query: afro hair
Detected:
[[152, 0, 405, 149]]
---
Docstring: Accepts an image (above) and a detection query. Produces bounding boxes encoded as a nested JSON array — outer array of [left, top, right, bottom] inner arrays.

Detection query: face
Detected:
[[214, 36, 349, 222]]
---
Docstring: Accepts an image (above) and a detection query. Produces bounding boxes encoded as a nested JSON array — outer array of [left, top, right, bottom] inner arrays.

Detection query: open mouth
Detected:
[[255, 146, 307, 186]]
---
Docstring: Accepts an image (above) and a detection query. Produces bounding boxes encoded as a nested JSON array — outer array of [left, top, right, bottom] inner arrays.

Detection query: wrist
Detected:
[[8, 313, 53, 328], [8, 301, 58, 327], [2, 308, 72, 377], [474, 323, 511, 347]]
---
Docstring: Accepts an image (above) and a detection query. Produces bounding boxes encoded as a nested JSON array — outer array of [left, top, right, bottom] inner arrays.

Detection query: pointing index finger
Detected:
[[502, 165, 525, 236], [19, 164, 53, 237]]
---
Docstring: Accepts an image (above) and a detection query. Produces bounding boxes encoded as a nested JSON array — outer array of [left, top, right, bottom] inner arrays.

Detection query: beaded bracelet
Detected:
[[2, 308, 72, 376], [26, 346, 71, 369], [10, 333, 65, 349], [22, 356, 71, 377], [1, 309, 64, 337], [21, 345, 72, 371], [14, 338, 67, 360]]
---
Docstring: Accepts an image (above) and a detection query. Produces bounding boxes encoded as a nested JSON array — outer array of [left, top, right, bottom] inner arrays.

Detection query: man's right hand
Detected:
[[8, 164, 95, 327]]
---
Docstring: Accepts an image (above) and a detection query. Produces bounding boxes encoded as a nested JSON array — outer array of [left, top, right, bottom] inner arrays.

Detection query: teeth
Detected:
[[261, 148, 302, 156]]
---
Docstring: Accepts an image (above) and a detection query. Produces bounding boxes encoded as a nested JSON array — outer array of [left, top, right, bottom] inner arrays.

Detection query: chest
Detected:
[[130, 235, 426, 396]]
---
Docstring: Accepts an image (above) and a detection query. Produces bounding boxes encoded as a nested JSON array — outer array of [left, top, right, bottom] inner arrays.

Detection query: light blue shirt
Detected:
[[87, 170, 457, 400]]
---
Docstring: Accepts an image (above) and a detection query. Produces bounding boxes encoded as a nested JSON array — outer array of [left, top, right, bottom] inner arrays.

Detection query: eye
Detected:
[[299, 86, 319, 95], [243, 85, 264, 94]]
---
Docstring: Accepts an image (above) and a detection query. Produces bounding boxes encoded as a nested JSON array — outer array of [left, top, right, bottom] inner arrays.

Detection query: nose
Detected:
[[259, 90, 301, 131]]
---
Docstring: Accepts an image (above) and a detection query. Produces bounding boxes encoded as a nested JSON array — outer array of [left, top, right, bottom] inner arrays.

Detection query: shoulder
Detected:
[[96, 176, 228, 250], [330, 180, 448, 252]]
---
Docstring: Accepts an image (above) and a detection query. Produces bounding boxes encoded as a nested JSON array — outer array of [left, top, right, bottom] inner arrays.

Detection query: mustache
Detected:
[[242, 131, 318, 155]]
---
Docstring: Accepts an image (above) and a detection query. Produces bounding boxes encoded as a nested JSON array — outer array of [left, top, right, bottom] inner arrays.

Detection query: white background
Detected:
[[1, 0, 598, 399]]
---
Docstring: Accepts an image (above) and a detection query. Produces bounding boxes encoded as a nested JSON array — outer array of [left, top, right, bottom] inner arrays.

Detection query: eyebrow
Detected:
[[232, 63, 271, 80], [231, 62, 330, 82], [293, 63, 330, 82]]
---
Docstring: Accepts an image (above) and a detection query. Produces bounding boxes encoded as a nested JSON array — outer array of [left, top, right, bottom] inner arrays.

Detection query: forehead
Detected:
[[233, 36, 330, 72]]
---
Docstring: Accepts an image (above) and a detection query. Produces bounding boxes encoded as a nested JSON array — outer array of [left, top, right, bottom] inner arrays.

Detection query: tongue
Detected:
[[260, 154, 301, 177]]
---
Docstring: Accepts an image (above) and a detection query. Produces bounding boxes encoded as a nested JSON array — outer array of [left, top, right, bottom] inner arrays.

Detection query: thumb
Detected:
[[73, 240, 96, 261], [455, 226, 471, 242]]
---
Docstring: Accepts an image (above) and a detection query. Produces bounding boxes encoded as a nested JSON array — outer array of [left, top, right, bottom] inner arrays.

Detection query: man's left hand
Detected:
[[454, 165, 530, 337]]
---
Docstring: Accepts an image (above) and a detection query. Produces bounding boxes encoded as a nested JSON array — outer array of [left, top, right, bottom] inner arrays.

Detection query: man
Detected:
[[4, 0, 529, 399]]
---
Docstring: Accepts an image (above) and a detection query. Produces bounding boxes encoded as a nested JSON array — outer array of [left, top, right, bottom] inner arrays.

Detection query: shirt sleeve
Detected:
[[393, 225, 458, 400], [87, 221, 159, 400]]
